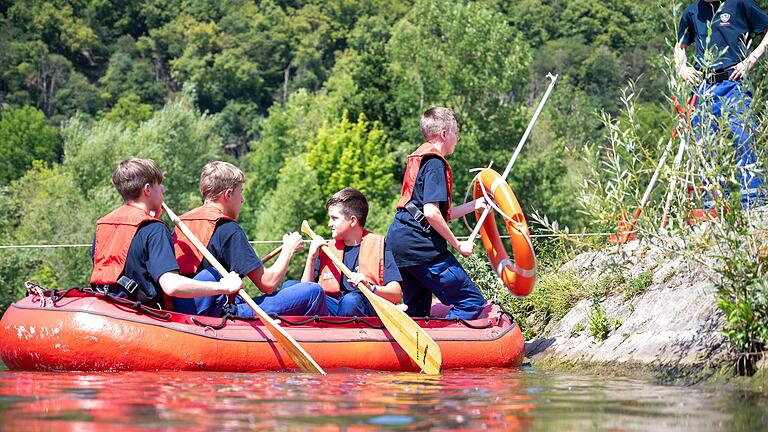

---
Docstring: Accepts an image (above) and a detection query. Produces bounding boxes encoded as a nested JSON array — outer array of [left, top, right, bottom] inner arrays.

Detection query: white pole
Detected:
[[467, 73, 558, 243]]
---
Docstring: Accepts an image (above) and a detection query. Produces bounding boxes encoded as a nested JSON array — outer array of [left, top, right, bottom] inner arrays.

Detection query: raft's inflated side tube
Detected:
[[0, 294, 525, 372], [473, 168, 536, 297]]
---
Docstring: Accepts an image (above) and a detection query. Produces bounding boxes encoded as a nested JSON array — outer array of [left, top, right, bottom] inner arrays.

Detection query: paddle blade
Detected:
[[300, 220, 314, 237], [238, 290, 326, 375], [365, 292, 442, 375]]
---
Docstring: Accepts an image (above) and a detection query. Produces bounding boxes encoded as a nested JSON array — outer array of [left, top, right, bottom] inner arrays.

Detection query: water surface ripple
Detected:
[[0, 367, 765, 431]]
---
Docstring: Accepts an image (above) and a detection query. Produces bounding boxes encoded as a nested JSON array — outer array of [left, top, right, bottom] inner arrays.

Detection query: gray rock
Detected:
[[528, 238, 730, 380]]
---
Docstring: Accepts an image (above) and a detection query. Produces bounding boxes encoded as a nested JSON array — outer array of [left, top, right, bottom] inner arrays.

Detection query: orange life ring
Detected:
[[473, 168, 536, 297]]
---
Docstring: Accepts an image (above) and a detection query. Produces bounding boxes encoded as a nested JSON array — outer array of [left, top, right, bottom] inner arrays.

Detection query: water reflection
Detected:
[[0, 367, 765, 431]]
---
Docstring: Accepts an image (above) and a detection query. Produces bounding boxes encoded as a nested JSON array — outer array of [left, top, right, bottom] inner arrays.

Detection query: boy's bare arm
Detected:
[[448, 198, 487, 221], [159, 271, 242, 297], [423, 202, 474, 257], [674, 43, 701, 84], [248, 233, 304, 294], [301, 237, 325, 282], [378, 281, 402, 304], [731, 30, 768, 80], [346, 273, 403, 304]]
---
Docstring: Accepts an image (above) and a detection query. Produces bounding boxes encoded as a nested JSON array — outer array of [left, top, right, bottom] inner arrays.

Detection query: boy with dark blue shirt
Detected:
[[676, 0, 768, 207], [303, 188, 402, 317], [386, 107, 488, 320], [172, 161, 328, 317], [91, 158, 243, 309]]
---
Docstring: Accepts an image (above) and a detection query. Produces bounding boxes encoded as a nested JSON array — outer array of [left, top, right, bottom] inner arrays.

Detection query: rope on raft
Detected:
[[22, 281, 514, 331]]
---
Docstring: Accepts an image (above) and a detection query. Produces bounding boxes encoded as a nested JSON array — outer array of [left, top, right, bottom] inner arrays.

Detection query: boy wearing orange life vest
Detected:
[[172, 161, 328, 317], [90, 158, 243, 309], [302, 187, 402, 317], [386, 107, 488, 320]]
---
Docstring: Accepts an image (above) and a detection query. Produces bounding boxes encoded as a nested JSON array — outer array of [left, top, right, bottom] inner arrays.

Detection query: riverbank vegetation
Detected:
[[1, 1, 767, 376]]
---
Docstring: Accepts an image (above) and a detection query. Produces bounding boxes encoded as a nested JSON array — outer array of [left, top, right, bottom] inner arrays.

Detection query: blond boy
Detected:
[[172, 161, 327, 317]]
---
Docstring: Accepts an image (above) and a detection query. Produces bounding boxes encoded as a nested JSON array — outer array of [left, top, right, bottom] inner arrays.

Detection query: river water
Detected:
[[0, 366, 765, 431]]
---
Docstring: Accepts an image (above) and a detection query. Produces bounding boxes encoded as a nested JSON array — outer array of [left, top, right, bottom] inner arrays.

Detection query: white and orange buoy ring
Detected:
[[472, 168, 536, 297]]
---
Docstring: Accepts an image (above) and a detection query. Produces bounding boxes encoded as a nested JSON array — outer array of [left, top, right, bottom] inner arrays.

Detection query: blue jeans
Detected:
[[171, 269, 328, 317], [326, 291, 376, 317], [694, 80, 765, 208], [399, 254, 487, 320]]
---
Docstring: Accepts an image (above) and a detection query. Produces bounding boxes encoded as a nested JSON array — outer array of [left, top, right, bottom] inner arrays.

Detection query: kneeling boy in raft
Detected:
[[386, 107, 488, 319]]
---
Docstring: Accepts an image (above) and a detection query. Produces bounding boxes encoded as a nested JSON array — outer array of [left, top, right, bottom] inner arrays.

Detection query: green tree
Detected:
[[52, 71, 104, 119], [7, 1, 99, 56], [505, 0, 558, 49], [15, 44, 72, 116], [0, 105, 61, 184], [253, 154, 324, 240], [100, 93, 155, 128], [387, 0, 532, 204], [0, 162, 96, 312], [62, 90, 224, 213], [306, 112, 396, 208], [558, 0, 639, 50], [99, 39, 167, 107], [240, 87, 345, 233]]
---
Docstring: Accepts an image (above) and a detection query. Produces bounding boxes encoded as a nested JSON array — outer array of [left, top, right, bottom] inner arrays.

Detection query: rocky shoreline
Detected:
[[525, 239, 766, 387]]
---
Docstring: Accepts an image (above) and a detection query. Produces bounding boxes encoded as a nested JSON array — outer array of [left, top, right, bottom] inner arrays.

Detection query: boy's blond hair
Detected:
[[112, 158, 164, 201], [420, 107, 458, 141], [200, 161, 245, 201]]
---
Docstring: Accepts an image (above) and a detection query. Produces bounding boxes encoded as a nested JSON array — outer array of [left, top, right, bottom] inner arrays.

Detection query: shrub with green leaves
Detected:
[[0, 105, 61, 185]]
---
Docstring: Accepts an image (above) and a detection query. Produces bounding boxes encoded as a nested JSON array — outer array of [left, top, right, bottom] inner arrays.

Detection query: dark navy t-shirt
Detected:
[[386, 157, 451, 267], [678, 0, 768, 70], [314, 242, 402, 293], [92, 221, 179, 307], [197, 220, 263, 277]]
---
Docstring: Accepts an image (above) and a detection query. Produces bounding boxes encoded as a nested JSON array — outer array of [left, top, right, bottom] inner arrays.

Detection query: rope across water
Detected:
[[0, 232, 614, 250]]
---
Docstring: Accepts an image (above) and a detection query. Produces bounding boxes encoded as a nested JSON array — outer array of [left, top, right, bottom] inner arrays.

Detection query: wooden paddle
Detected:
[[301, 220, 442, 375], [163, 203, 326, 374], [260, 245, 282, 264]]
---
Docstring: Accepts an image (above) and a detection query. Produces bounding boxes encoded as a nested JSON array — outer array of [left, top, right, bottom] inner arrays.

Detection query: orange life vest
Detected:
[[318, 231, 385, 298], [173, 204, 235, 275], [90, 205, 160, 285], [396, 143, 453, 219]]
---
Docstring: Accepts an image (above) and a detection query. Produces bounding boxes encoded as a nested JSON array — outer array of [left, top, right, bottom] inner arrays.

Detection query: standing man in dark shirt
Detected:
[[676, 0, 768, 207], [91, 158, 243, 309], [386, 107, 487, 320], [172, 161, 328, 317], [302, 187, 402, 317]]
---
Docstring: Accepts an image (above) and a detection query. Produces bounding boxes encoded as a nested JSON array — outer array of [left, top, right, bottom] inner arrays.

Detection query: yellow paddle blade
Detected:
[[238, 290, 326, 375]]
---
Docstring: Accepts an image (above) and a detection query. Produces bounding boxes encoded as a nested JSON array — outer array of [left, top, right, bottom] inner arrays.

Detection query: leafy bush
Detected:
[[0, 106, 61, 184], [588, 304, 610, 341], [623, 270, 652, 301]]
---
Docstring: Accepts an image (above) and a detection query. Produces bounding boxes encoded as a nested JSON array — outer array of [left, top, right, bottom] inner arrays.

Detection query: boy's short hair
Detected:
[[420, 107, 458, 141], [199, 161, 245, 201], [112, 158, 164, 201], [326, 187, 369, 227]]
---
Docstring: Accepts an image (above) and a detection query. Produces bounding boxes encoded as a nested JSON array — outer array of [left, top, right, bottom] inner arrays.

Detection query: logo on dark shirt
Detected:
[[719, 13, 731, 26]]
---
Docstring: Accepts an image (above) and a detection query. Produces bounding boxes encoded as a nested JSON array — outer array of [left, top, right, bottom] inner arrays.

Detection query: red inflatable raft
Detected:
[[0, 289, 525, 372]]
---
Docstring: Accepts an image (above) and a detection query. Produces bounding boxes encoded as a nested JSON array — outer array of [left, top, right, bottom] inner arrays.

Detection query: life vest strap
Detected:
[[404, 201, 431, 232]]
